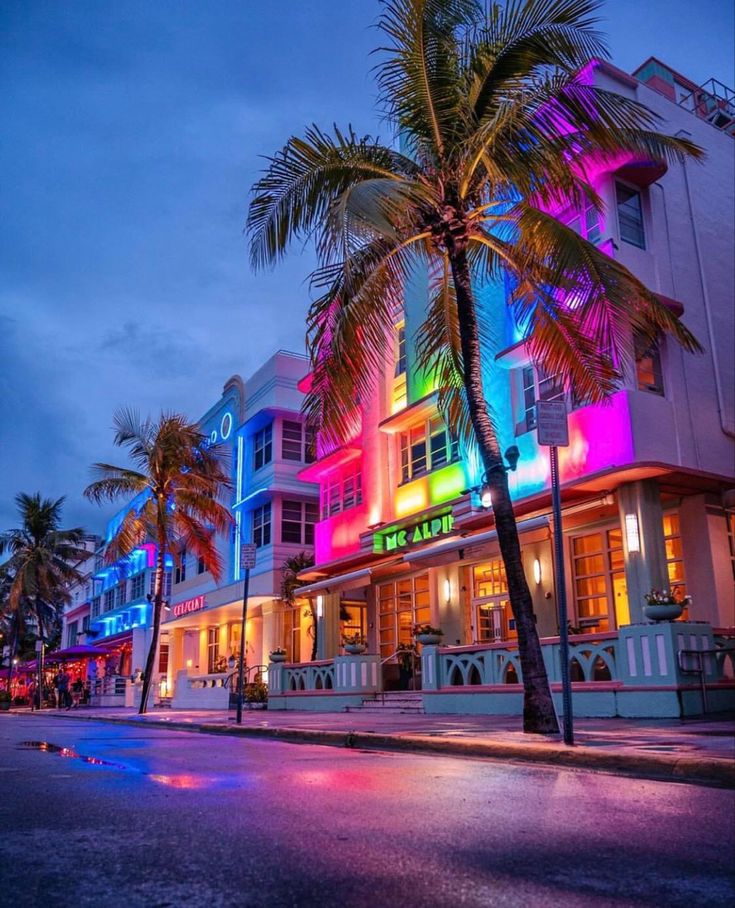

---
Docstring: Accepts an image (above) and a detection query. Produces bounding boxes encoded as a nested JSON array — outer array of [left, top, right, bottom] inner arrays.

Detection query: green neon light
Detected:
[[428, 462, 467, 505], [373, 511, 454, 553]]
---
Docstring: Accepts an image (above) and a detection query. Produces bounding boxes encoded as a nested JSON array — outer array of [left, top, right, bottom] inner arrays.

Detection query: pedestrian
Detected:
[[57, 669, 71, 710], [71, 676, 83, 708], [27, 679, 37, 711]]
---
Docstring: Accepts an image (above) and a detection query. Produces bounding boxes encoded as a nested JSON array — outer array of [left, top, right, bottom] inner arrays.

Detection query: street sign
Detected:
[[536, 400, 569, 447], [240, 543, 257, 570], [34, 640, 44, 653]]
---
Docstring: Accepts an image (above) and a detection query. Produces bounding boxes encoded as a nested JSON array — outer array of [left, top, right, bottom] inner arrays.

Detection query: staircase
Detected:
[[345, 692, 424, 714]]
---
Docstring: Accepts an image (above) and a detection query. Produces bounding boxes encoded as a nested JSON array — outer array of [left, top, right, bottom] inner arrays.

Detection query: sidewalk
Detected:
[[12, 706, 735, 788]]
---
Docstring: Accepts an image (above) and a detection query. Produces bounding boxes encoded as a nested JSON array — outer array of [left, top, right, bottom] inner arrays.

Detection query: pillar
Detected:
[[617, 479, 669, 623], [316, 592, 341, 659]]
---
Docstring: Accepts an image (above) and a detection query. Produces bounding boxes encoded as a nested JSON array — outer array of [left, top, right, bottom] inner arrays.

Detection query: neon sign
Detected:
[[377, 513, 454, 552], [170, 595, 206, 619]]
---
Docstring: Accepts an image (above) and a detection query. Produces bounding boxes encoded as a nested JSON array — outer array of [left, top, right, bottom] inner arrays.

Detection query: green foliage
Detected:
[[248, 0, 702, 453]]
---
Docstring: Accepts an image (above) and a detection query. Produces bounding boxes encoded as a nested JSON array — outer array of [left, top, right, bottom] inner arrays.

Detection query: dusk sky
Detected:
[[1, 0, 733, 537]]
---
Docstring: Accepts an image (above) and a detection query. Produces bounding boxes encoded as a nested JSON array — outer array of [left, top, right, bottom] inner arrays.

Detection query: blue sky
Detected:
[[1, 0, 732, 535]]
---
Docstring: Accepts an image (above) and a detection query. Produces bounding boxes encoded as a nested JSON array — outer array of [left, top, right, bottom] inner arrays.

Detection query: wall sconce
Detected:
[[186, 659, 193, 668], [443, 578, 451, 604], [316, 594, 324, 619], [533, 558, 542, 585], [625, 513, 640, 553]]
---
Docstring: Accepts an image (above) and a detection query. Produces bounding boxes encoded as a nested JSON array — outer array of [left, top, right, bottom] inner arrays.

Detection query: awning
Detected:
[[46, 644, 115, 663], [294, 567, 373, 597], [403, 515, 550, 564]]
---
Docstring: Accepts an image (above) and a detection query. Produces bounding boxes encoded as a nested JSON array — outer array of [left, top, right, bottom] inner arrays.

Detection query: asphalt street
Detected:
[[0, 714, 733, 908]]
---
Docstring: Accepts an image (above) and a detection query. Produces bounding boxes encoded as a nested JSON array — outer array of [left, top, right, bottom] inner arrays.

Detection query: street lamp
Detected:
[[467, 446, 521, 509]]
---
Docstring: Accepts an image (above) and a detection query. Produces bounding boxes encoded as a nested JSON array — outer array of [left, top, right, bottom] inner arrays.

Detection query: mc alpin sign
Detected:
[[377, 513, 454, 552]]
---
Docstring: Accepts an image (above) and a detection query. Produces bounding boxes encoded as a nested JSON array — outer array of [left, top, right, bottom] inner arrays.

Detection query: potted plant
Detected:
[[343, 632, 367, 655], [269, 648, 287, 663], [0, 691, 11, 712], [413, 623, 444, 646], [643, 587, 691, 622], [245, 679, 268, 709]]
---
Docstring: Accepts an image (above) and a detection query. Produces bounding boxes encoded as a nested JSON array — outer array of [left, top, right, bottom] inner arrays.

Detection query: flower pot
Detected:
[[415, 634, 442, 645], [269, 653, 287, 663], [643, 603, 683, 622], [344, 644, 367, 655]]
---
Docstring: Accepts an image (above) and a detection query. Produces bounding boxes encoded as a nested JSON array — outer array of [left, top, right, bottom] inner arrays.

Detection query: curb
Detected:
[[14, 710, 735, 789]]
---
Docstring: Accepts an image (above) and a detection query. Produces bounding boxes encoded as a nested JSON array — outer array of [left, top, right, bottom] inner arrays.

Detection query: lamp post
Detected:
[[236, 543, 257, 724]]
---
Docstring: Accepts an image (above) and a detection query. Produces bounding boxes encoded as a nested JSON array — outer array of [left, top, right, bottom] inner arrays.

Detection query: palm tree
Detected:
[[247, 0, 702, 733], [281, 552, 317, 660], [0, 493, 89, 687], [84, 410, 233, 714]]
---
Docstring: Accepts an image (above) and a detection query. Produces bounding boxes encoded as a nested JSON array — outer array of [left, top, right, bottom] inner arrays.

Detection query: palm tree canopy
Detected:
[[84, 410, 234, 582], [0, 492, 89, 622], [248, 0, 703, 450]]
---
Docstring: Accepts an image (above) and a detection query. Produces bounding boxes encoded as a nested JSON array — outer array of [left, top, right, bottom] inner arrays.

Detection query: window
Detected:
[[91, 596, 101, 619], [130, 572, 145, 601], [82, 616, 90, 634], [174, 548, 187, 585], [149, 571, 172, 599], [197, 556, 206, 575], [66, 621, 78, 648], [253, 424, 273, 471], [518, 365, 565, 434], [378, 574, 430, 659], [281, 500, 318, 545], [207, 627, 219, 673], [399, 418, 458, 483], [564, 197, 602, 245], [114, 582, 126, 608], [252, 503, 272, 548], [158, 640, 169, 676], [570, 529, 627, 632], [394, 322, 406, 376], [663, 512, 688, 618], [282, 421, 316, 463], [320, 467, 364, 519], [616, 184, 645, 248], [283, 604, 302, 662], [635, 334, 664, 395]]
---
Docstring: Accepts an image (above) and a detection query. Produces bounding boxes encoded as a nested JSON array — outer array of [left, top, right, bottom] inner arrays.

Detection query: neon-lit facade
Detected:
[[272, 58, 734, 716], [61, 353, 320, 707]]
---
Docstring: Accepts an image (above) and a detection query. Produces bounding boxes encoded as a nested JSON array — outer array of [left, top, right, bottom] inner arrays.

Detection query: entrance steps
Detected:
[[345, 692, 424, 714]]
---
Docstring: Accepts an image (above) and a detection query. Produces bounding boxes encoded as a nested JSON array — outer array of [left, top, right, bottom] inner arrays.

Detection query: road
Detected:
[[0, 714, 732, 908]]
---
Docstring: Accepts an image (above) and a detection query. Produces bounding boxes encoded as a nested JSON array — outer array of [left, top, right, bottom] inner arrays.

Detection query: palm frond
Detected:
[[248, 125, 417, 269]]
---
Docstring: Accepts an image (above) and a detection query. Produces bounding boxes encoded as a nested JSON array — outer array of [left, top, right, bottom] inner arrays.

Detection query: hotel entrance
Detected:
[[470, 559, 517, 644]]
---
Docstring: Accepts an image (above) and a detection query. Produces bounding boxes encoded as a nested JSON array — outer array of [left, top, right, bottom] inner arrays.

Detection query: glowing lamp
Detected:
[[480, 483, 493, 509], [316, 595, 324, 619], [443, 578, 451, 604], [625, 513, 640, 553], [533, 558, 542, 585]]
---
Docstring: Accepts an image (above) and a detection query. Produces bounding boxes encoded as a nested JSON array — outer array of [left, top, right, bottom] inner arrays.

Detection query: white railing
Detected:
[[433, 633, 619, 688]]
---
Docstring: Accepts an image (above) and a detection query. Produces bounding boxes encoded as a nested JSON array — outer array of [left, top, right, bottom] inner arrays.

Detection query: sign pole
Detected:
[[235, 567, 250, 725], [236, 543, 257, 726], [536, 400, 574, 746], [550, 446, 574, 745]]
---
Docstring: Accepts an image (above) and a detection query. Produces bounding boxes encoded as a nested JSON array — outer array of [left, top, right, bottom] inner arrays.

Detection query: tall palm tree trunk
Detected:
[[449, 242, 559, 735], [139, 542, 165, 714]]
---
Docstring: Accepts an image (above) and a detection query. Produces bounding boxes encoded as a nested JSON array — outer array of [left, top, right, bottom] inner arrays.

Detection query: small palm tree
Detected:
[[248, 0, 703, 733], [84, 410, 233, 714], [281, 552, 316, 660], [0, 493, 89, 687]]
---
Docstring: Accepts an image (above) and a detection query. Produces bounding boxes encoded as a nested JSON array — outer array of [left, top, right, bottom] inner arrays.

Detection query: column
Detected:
[[316, 592, 341, 660], [617, 479, 669, 624]]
